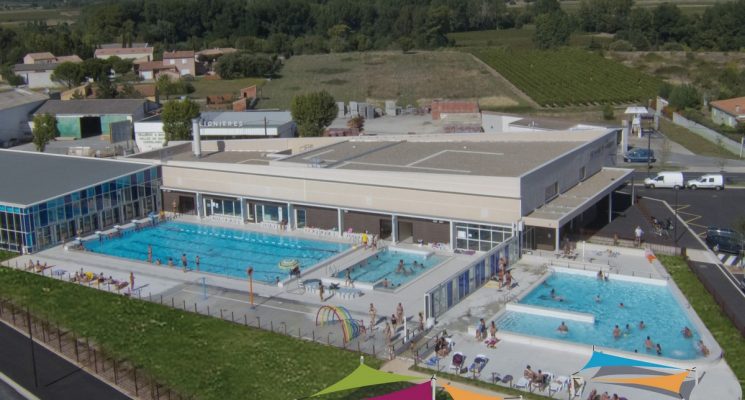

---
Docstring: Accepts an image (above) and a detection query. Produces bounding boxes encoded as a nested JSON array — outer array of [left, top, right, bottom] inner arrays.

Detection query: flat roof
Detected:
[[0, 150, 152, 207], [0, 89, 48, 110], [524, 168, 633, 227], [199, 111, 293, 128], [280, 139, 584, 177], [34, 99, 148, 116]]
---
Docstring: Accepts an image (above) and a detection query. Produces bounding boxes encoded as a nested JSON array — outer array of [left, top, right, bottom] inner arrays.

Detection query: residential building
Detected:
[[431, 100, 479, 120], [137, 61, 178, 81], [0, 89, 48, 145], [94, 46, 154, 63], [100, 42, 149, 49], [0, 150, 160, 253], [710, 96, 745, 128], [33, 99, 158, 139], [13, 52, 83, 89], [162, 50, 196, 77]]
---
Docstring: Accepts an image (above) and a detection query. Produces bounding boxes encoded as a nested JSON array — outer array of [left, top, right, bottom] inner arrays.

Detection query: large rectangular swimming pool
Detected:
[[84, 221, 349, 283], [497, 270, 703, 360]]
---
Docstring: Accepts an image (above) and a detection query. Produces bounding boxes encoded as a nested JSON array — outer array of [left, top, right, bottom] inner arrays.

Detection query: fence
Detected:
[[671, 112, 744, 157], [0, 298, 188, 400]]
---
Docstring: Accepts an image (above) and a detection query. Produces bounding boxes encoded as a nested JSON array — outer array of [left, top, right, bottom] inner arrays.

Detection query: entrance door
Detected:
[[178, 196, 195, 214], [397, 221, 414, 243], [295, 209, 307, 229], [379, 219, 392, 240]]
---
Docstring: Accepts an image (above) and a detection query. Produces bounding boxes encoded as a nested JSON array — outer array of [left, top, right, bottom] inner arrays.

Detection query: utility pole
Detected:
[[647, 127, 653, 177]]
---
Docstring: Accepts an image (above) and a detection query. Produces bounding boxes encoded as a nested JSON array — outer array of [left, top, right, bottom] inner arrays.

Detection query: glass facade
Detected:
[[204, 196, 241, 217], [455, 223, 513, 252], [425, 236, 520, 320], [0, 167, 161, 253]]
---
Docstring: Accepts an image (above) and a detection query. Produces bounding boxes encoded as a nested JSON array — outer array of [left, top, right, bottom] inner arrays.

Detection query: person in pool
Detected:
[[550, 288, 564, 302], [625, 324, 632, 335], [645, 336, 654, 350], [639, 320, 646, 330], [557, 321, 569, 333], [396, 260, 406, 274], [613, 325, 621, 339], [656, 343, 663, 355], [594, 294, 601, 303], [682, 326, 693, 338]]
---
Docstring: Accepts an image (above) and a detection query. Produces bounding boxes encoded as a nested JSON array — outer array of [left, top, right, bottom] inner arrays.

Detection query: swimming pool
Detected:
[[84, 221, 350, 283], [335, 247, 446, 288], [497, 270, 702, 360]]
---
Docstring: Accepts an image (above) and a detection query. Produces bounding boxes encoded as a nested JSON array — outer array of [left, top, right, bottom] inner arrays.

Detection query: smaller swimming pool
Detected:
[[335, 247, 446, 288]]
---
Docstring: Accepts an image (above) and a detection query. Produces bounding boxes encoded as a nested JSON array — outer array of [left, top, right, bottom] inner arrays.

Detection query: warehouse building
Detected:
[[33, 99, 159, 139], [0, 89, 48, 145], [0, 150, 160, 253]]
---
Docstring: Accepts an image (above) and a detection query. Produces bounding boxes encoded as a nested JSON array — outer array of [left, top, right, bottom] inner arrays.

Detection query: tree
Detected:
[[32, 113, 57, 152], [52, 62, 84, 88], [108, 55, 134, 75], [533, 11, 573, 49], [531, 0, 561, 16], [602, 104, 615, 120], [161, 98, 200, 142], [668, 84, 701, 110], [347, 115, 365, 131], [399, 37, 414, 53], [1, 66, 24, 86], [290, 91, 337, 137]]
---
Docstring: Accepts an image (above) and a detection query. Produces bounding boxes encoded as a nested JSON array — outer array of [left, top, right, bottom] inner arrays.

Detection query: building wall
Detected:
[[100, 115, 130, 135], [19, 70, 59, 89], [56, 116, 82, 138], [711, 107, 736, 128], [0, 166, 160, 253], [0, 100, 46, 142], [397, 217, 450, 244], [520, 130, 617, 216], [301, 206, 338, 230], [161, 165, 523, 225], [342, 211, 389, 236]]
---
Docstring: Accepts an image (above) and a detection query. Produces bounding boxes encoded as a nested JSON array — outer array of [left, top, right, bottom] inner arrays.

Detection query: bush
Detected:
[[668, 84, 701, 110], [602, 104, 615, 120], [661, 42, 685, 51], [216, 52, 279, 79], [608, 39, 634, 52]]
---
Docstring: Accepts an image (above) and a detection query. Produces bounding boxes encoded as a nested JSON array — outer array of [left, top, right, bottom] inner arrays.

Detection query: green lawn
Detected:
[[258, 50, 529, 109], [190, 77, 265, 99], [469, 47, 661, 107], [0, 8, 79, 25], [658, 255, 745, 391], [0, 267, 403, 400], [0, 250, 15, 262], [658, 119, 740, 159]]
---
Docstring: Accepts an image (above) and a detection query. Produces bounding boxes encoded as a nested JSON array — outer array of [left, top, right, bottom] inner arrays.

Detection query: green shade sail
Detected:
[[311, 364, 422, 397]]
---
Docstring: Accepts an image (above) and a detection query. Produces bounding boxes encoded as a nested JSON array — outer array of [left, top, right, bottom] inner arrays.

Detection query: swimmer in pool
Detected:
[[594, 294, 601, 303]]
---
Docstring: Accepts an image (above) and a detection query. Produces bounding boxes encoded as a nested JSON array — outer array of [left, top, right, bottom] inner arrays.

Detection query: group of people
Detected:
[[360, 231, 379, 250], [25, 260, 52, 273], [586, 390, 625, 400], [492, 260, 512, 289], [147, 245, 201, 272], [523, 365, 550, 389], [395, 259, 425, 276]]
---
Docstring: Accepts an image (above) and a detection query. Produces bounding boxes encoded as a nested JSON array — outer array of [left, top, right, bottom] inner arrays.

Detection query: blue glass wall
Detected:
[[0, 167, 161, 253]]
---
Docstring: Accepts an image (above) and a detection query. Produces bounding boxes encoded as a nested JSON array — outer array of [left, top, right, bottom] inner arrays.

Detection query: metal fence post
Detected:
[[134, 367, 138, 396], [113, 359, 118, 384]]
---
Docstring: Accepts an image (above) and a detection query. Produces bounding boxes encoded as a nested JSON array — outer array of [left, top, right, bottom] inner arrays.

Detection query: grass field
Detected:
[[448, 27, 613, 50], [470, 47, 661, 107], [658, 118, 740, 159], [0, 8, 79, 25], [190, 77, 265, 99], [0, 266, 417, 400], [658, 255, 745, 392], [258, 51, 530, 109]]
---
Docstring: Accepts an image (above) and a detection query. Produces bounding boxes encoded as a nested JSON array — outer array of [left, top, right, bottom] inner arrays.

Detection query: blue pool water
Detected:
[[497, 272, 702, 359], [84, 221, 349, 283], [335, 248, 446, 287]]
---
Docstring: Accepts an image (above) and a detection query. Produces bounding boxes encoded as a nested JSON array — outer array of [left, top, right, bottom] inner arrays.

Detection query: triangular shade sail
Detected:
[[312, 364, 422, 397], [581, 351, 679, 371], [592, 371, 689, 396], [443, 383, 504, 400], [366, 382, 432, 400]]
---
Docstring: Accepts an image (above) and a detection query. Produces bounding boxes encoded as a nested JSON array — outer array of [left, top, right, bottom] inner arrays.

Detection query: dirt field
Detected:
[[609, 51, 745, 86], [258, 51, 530, 109]]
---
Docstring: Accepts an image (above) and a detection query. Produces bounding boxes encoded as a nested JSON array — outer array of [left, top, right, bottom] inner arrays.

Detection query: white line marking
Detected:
[[406, 150, 504, 167], [725, 256, 737, 267], [0, 370, 40, 400], [718, 253, 726, 261]]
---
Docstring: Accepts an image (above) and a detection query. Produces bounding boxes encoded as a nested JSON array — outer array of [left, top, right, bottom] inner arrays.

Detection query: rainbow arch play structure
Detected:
[[315, 305, 365, 344]]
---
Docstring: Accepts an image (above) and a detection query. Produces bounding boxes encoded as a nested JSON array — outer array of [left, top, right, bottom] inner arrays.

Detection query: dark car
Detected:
[[705, 234, 743, 254], [623, 148, 656, 163], [707, 227, 739, 238]]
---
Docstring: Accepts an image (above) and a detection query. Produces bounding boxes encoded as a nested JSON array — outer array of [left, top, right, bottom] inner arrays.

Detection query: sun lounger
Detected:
[[449, 352, 466, 375], [514, 377, 531, 391], [425, 356, 440, 369], [549, 375, 570, 395], [469, 354, 489, 378]]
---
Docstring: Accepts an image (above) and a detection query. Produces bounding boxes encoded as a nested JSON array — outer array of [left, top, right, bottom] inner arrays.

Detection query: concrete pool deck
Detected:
[[4, 223, 741, 399]]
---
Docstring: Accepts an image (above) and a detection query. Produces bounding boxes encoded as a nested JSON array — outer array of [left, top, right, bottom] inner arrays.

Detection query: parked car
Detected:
[[706, 227, 740, 239], [623, 148, 656, 163], [705, 233, 743, 254], [644, 171, 684, 189], [686, 174, 724, 190]]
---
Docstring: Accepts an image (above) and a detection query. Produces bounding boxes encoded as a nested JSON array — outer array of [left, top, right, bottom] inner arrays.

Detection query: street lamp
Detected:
[[247, 267, 254, 308], [647, 127, 653, 177]]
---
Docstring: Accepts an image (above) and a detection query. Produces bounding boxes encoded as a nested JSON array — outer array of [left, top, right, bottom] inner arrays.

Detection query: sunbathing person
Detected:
[[523, 365, 535, 380]]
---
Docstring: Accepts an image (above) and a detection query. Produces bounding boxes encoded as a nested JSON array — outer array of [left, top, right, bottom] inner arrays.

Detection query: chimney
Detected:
[[192, 118, 201, 158]]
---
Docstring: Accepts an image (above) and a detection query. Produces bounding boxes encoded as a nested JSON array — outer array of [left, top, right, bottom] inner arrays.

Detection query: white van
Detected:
[[644, 172, 684, 189], [686, 174, 724, 190]]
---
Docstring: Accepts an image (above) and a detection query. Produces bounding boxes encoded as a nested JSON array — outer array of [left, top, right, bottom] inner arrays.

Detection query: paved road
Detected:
[[0, 378, 26, 400], [688, 261, 745, 334], [0, 322, 130, 400]]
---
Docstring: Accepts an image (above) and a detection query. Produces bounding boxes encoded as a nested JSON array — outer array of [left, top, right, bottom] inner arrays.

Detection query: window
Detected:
[[296, 209, 307, 229], [454, 223, 512, 251], [545, 182, 558, 201]]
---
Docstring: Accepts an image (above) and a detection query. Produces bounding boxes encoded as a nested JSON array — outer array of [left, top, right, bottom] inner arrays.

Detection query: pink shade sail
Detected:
[[366, 382, 433, 400]]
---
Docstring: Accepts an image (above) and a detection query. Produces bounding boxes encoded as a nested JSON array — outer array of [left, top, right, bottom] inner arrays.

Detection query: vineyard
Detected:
[[471, 48, 662, 107]]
